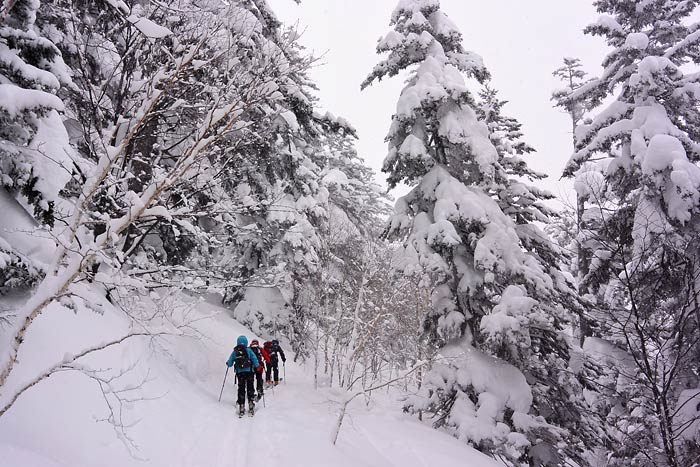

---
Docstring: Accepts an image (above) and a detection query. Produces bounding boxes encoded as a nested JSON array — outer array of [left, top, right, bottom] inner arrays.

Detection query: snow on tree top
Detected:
[[480, 285, 536, 346], [391, 0, 440, 22], [0, 42, 62, 90], [279, 109, 300, 131], [574, 167, 606, 199], [624, 32, 649, 50], [594, 15, 623, 33], [0, 84, 63, 116], [406, 9, 430, 29], [437, 107, 498, 178], [637, 133, 700, 223], [378, 30, 403, 51], [630, 56, 679, 86], [321, 169, 350, 187], [104, 0, 129, 14], [442, 342, 533, 413], [640, 133, 688, 173], [430, 10, 460, 39], [227, 6, 264, 37], [126, 15, 173, 39], [398, 134, 430, 161], [364, 0, 487, 89]]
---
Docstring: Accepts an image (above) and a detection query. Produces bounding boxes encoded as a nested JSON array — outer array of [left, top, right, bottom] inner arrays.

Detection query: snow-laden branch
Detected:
[[0, 332, 168, 417]]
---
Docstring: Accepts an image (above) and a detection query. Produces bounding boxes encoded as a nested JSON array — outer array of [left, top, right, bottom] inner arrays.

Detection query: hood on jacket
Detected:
[[237, 335, 248, 347]]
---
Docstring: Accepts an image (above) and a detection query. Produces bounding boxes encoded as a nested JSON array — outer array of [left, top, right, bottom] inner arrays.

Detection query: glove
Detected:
[[226, 361, 232, 368]]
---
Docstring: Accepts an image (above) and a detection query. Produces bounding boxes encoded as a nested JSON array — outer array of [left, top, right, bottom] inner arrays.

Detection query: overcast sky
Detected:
[[267, 0, 609, 205]]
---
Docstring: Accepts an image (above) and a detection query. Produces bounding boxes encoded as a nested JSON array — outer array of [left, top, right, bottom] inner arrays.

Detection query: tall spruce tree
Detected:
[[552, 57, 593, 136], [563, 1, 700, 465], [551, 57, 602, 344], [363, 1, 600, 464]]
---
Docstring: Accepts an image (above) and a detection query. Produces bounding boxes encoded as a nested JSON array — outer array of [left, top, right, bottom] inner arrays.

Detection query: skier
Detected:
[[226, 336, 259, 416], [263, 339, 286, 386], [248, 339, 270, 401]]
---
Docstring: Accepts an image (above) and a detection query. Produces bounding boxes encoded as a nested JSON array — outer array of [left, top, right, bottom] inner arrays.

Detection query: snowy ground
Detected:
[[0, 292, 498, 467]]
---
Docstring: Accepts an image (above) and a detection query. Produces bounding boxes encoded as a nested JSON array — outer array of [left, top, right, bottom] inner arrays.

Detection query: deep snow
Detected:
[[0, 291, 499, 467]]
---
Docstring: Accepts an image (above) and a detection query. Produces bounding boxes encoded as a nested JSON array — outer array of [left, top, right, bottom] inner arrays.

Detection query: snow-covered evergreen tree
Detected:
[[211, 10, 390, 358], [0, 0, 74, 292], [216, 34, 333, 354], [563, 1, 700, 465], [363, 1, 599, 464]]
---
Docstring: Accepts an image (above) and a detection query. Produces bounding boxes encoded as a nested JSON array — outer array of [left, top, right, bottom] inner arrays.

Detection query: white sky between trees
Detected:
[[268, 0, 608, 206]]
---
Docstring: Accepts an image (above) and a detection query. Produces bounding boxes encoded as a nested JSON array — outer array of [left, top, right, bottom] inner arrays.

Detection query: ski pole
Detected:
[[283, 362, 286, 384], [218, 366, 229, 402], [262, 389, 266, 408]]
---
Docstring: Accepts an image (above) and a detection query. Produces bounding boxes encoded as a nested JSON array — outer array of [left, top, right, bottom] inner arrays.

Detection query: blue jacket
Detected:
[[226, 336, 259, 374]]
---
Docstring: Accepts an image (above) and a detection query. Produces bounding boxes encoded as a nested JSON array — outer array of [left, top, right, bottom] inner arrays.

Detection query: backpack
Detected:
[[250, 347, 263, 369], [233, 345, 251, 371], [265, 341, 279, 363]]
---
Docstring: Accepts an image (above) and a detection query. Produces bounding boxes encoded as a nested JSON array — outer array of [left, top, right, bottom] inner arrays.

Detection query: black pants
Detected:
[[266, 360, 280, 382], [236, 372, 255, 405], [254, 369, 264, 395]]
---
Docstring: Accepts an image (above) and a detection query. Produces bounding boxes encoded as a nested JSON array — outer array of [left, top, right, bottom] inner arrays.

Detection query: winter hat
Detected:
[[250, 339, 259, 347], [237, 335, 249, 347]]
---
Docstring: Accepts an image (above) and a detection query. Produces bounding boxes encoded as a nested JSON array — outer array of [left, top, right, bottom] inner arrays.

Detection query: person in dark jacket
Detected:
[[226, 335, 259, 415], [249, 339, 269, 400], [263, 339, 286, 386]]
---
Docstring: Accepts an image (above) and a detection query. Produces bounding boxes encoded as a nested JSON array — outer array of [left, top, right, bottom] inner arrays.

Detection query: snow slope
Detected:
[[0, 291, 499, 467]]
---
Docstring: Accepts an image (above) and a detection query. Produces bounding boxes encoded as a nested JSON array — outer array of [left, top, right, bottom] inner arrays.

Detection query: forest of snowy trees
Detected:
[[0, 0, 699, 466]]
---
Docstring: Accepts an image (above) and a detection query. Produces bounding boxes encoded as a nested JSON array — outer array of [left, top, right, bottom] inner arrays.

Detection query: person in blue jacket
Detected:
[[226, 336, 259, 415]]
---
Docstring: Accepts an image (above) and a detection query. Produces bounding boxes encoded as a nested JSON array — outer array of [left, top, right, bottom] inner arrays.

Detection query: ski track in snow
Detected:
[[169, 360, 498, 467], [172, 389, 254, 467], [176, 373, 409, 467]]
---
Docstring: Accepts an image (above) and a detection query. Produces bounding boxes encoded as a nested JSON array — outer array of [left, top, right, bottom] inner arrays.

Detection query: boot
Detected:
[[274, 380, 279, 386], [238, 404, 245, 416], [257, 392, 263, 401], [249, 400, 255, 413]]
